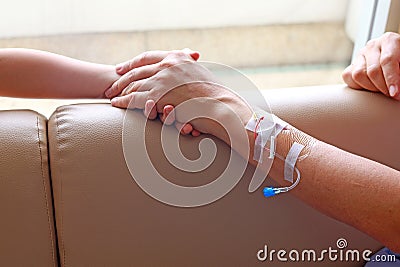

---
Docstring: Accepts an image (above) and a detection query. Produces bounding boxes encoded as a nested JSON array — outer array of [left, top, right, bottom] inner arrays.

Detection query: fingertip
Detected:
[[182, 124, 193, 135], [144, 99, 154, 118], [148, 107, 158, 120], [164, 105, 174, 113], [147, 99, 155, 106], [192, 130, 201, 137], [163, 105, 175, 125], [175, 122, 187, 135]]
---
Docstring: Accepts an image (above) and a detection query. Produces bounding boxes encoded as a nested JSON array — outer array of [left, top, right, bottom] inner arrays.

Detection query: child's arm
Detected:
[[0, 48, 120, 98]]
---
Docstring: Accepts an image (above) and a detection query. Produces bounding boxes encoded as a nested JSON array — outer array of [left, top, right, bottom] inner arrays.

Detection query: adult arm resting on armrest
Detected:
[[210, 92, 400, 253], [109, 51, 400, 252]]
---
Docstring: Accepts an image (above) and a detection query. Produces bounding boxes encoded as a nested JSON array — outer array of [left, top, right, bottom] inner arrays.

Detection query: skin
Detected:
[[342, 32, 400, 100], [2, 46, 399, 250], [0, 48, 197, 134], [110, 50, 400, 252], [107, 48, 201, 136], [0, 48, 119, 98]]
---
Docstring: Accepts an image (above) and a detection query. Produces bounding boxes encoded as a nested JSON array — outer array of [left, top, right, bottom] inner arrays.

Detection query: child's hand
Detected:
[[144, 100, 201, 137]]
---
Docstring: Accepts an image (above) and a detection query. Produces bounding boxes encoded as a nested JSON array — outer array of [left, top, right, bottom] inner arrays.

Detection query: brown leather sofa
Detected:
[[1, 84, 398, 267]]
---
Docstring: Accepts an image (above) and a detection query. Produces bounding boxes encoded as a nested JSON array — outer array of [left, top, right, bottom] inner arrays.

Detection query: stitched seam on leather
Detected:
[[37, 116, 56, 267], [55, 110, 67, 267]]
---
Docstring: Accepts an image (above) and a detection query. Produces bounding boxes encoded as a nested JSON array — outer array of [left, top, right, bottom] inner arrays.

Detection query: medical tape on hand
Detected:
[[284, 142, 305, 183]]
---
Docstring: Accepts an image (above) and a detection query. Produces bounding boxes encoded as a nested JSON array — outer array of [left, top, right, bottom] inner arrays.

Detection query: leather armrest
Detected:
[[263, 84, 400, 171], [0, 110, 57, 266], [48, 84, 394, 266]]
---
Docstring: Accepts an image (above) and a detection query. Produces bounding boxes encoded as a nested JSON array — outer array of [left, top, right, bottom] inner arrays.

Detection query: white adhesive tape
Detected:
[[284, 142, 305, 183]]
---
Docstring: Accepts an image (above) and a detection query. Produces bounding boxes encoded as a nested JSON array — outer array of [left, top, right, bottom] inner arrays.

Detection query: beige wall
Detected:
[[0, 0, 349, 38]]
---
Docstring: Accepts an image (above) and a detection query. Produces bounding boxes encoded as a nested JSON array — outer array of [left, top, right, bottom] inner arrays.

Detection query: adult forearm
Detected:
[[272, 133, 400, 252], [210, 99, 400, 252], [0, 48, 119, 98]]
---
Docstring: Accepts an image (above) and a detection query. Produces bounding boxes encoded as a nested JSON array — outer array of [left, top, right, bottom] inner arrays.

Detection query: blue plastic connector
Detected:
[[263, 187, 277, 198]]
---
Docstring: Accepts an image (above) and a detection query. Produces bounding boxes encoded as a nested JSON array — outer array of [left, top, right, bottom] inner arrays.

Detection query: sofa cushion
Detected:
[[48, 87, 382, 267], [0, 110, 57, 266]]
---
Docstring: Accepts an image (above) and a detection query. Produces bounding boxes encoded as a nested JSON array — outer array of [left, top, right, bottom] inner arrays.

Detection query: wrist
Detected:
[[207, 94, 253, 142]]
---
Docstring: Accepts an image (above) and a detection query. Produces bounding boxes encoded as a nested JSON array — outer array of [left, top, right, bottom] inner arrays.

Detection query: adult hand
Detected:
[[342, 32, 400, 100], [110, 51, 252, 138], [105, 49, 199, 98], [106, 49, 201, 136]]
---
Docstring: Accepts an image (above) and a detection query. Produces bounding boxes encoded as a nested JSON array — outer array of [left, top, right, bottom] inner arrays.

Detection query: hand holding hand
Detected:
[[109, 51, 252, 138], [106, 49, 201, 136]]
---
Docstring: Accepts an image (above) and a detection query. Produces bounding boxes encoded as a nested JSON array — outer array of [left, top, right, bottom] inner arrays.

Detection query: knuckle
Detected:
[[128, 59, 136, 70], [128, 69, 136, 81], [116, 80, 123, 92], [174, 50, 187, 58], [366, 64, 380, 78], [160, 51, 192, 69], [127, 81, 136, 92], [382, 32, 400, 47], [168, 50, 188, 60], [159, 59, 175, 69], [352, 67, 365, 81], [131, 52, 148, 68], [366, 39, 376, 48], [342, 69, 351, 81], [359, 47, 368, 56], [380, 53, 395, 66], [383, 32, 398, 41], [140, 51, 149, 62]]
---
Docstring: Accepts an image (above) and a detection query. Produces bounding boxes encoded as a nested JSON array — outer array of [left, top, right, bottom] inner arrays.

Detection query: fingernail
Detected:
[[165, 106, 172, 114], [191, 51, 200, 61], [105, 89, 112, 98], [389, 85, 398, 97], [116, 64, 123, 72]]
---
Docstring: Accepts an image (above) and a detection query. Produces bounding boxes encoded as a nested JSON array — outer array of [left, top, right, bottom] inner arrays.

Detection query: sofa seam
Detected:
[[54, 110, 67, 267], [36, 116, 57, 267]]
